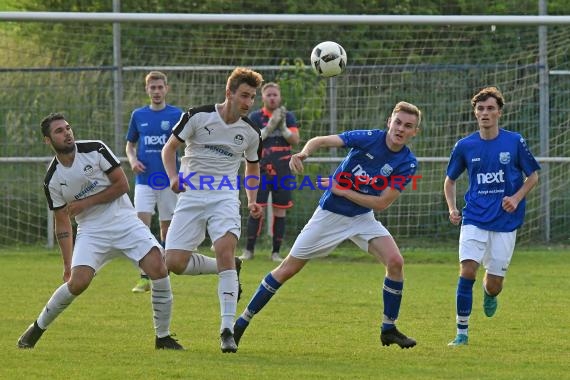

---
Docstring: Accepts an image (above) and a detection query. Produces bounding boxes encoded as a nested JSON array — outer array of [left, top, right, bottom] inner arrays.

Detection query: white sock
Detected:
[[151, 276, 173, 338], [183, 253, 218, 275], [218, 269, 238, 332], [37, 283, 76, 330]]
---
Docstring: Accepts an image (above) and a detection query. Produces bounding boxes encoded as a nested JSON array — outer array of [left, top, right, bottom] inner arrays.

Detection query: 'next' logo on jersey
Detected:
[[477, 170, 505, 185], [144, 134, 168, 145]]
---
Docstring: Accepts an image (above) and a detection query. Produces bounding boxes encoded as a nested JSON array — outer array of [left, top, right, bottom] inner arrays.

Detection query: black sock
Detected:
[[272, 216, 285, 253], [246, 215, 263, 251]]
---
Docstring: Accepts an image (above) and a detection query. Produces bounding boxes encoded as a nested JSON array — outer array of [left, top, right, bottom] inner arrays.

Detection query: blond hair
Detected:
[[392, 101, 422, 128], [145, 71, 168, 86]]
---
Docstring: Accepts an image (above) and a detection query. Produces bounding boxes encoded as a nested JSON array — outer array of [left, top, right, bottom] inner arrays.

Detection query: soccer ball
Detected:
[[310, 41, 347, 78]]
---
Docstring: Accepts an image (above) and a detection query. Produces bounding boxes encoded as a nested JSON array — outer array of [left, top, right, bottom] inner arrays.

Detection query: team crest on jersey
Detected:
[[499, 152, 511, 164], [83, 165, 94, 176], [234, 134, 244, 145], [380, 164, 393, 177], [160, 121, 170, 131]]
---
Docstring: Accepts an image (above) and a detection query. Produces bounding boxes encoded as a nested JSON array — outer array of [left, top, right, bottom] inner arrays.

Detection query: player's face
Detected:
[[474, 97, 502, 130], [229, 83, 257, 117], [146, 79, 168, 106], [46, 119, 75, 154], [386, 111, 418, 149], [262, 87, 281, 111]]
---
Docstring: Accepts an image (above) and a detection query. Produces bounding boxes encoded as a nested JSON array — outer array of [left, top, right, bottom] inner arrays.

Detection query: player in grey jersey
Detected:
[[17, 112, 184, 350], [162, 67, 264, 353]]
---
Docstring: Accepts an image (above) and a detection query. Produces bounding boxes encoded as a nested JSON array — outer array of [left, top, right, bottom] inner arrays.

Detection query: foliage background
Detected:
[[0, 1, 569, 247]]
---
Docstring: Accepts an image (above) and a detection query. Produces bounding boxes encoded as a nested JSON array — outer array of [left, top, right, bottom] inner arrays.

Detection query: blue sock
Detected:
[[381, 277, 403, 332], [456, 276, 475, 333], [236, 273, 282, 328]]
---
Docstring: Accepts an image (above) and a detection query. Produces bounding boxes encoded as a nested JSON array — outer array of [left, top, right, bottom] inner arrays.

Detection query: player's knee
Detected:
[[385, 253, 404, 271], [67, 277, 90, 296], [484, 278, 503, 296], [164, 254, 184, 275], [67, 267, 94, 295]]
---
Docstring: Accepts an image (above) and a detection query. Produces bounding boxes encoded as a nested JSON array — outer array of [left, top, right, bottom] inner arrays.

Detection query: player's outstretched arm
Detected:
[[290, 135, 344, 174]]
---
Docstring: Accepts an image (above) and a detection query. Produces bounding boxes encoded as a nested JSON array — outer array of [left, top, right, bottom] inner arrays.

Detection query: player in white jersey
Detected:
[[234, 101, 422, 350], [125, 71, 182, 293], [17, 113, 183, 350], [445, 87, 540, 346], [162, 67, 264, 353]]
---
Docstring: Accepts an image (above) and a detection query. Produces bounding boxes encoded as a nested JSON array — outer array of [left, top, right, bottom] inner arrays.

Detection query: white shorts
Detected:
[[133, 184, 178, 221], [72, 216, 162, 272], [459, 224, 517, 277], [290, 207, 390, 260], [165, 191, 241, 251]]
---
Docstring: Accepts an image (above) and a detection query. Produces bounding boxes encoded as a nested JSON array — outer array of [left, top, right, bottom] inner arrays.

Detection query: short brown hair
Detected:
[[40, 112, 66, 137], [261, 82, 280, 93], [392, 101, 422, 128], [145, 71, 168, 86], [226, 67, 264, 93], [471, 86, 504, 109]]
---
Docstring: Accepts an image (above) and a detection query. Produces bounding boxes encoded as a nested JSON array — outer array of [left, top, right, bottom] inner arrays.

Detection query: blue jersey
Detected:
[[446, 129, 540, 232], [319, 129, 418, 217], [125, 104, 182, 185]]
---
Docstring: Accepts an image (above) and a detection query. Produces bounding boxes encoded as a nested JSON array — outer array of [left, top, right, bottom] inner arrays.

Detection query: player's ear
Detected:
[[386, 117, 391, 129]]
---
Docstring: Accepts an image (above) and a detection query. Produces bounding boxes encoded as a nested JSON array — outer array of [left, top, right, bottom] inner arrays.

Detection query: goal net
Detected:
[[1, 13, 569, 248]]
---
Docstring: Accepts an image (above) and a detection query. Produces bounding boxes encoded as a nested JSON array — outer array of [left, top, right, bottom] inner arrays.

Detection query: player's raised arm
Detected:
[[289, 135, 344, 174]]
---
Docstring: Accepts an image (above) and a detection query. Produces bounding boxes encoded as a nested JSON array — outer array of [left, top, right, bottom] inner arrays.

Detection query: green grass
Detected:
[[1, 246, 568, 379]]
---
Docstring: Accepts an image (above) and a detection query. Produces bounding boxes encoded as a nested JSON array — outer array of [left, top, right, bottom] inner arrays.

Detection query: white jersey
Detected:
[[172, 104, 262, 190], [44, 140, 136, 231]]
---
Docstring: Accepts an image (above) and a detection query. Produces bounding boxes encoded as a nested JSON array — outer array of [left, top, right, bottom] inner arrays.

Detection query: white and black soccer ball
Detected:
[[310, 41, 347, 78]]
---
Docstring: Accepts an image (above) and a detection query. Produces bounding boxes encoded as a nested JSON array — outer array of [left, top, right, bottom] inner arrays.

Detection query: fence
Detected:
[[1, 11, 569, 248]]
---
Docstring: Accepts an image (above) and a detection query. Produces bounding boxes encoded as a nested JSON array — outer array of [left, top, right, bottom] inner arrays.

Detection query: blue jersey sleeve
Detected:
[[517, 135, 541, 175], [125, 112, 139, 143], [285, 112, 298, 128], [446, 141, 466, 180]]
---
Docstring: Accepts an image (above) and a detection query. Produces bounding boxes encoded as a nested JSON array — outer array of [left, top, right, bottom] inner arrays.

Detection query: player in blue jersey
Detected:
[[241, 82, 300, 263], [125, 71, 182, 293], [233, 101, 422, 349], [445, 87, 540, 346]]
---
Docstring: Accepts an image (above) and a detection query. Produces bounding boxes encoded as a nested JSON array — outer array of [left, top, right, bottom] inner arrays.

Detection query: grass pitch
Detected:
[[0, 245, 568, 379]]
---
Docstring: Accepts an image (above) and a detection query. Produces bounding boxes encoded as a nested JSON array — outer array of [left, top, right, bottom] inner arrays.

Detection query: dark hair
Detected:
[[226, 67, 264, 93], [40, 112, 66, 137], [471, 87, 505, 110]]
